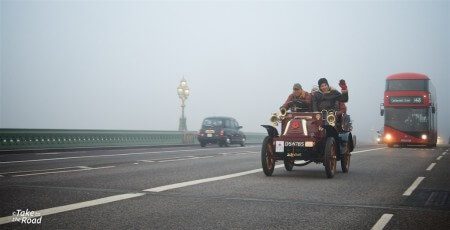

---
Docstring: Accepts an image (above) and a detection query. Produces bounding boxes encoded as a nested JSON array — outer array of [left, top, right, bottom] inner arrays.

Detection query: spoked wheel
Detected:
[[261, 136, 275, 176], [284, 158, 294, 171], [341, 142, 351, 173], [324, 137, 337, 178]]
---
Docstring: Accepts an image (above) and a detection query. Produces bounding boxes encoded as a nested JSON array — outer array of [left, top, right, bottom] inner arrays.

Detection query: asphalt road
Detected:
[[0, 144, 449, 229]]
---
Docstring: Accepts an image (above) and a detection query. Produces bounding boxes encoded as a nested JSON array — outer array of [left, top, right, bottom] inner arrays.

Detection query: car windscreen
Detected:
[[385, 107, 429, 132], [386, 79, 428, 91], [202, 118, 223, 128]]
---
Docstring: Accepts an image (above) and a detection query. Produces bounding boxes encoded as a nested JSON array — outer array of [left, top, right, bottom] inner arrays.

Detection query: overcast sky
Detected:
[[1, 0, 449, 143]]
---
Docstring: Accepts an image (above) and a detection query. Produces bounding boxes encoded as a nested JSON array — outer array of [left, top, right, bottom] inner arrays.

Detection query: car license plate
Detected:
[[284, 141, 305, 147], [401, 139, 411, 142], [207, 134, 212, 137]]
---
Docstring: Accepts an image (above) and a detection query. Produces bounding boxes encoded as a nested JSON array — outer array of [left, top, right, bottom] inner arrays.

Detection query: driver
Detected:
[[312, 78, 348, 112], [280, 83, 312, 112]]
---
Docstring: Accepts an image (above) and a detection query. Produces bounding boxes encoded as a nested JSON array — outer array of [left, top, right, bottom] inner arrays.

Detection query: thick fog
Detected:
[[1, 1, 449, 144]]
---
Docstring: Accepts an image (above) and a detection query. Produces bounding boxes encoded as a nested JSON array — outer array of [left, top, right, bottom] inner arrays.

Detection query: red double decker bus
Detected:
[[380, 73, 437, 147]]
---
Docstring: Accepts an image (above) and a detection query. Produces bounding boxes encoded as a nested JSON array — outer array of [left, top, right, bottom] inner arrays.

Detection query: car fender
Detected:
[[339, 132, 354, 152], [323, 125, 341, 154], [261, 125, 279, 137]]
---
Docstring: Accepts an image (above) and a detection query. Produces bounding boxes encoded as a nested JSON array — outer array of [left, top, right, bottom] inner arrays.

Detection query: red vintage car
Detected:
[[261, 103, 355, 178]]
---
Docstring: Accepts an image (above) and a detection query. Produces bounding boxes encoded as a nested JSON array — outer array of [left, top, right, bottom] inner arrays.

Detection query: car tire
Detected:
[[324, 137, 337, 178], [284, 159, 294, 171], [341, 142, 350, 173], [223, 137, 231, 147], [261, 136, 275, 176], [200, 142, 206, 147], [240, 138, 245, 147]]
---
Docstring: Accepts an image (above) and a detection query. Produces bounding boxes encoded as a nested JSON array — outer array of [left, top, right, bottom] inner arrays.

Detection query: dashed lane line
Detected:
[[403, 177, 425, 196], [426, 163, 436, 171], [371, 214, 393, 230]]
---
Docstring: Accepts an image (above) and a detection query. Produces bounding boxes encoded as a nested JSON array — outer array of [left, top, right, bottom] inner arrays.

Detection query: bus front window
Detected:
[[385, 108, 429, 132]]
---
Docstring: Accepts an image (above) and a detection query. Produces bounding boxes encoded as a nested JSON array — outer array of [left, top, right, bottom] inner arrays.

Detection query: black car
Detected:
[[197, 116, 246, 147]]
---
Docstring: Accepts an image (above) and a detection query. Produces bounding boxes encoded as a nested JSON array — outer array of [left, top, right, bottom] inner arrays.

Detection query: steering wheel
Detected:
[[288, 100, 309, 112]]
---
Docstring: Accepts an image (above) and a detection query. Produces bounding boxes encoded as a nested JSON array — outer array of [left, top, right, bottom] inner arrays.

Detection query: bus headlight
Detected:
[[421, 134, 427, 140], [385, 133, 392, 141]]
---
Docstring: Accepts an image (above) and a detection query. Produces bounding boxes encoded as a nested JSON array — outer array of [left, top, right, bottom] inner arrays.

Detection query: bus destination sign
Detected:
[[389, 96, 423, 104]]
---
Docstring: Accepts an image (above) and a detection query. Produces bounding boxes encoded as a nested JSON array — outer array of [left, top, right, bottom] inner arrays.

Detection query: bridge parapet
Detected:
[[0, 129, 266, 151]]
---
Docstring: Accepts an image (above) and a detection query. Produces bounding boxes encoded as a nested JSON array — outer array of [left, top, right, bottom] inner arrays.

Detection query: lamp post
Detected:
[[177, 78, 189, 131]]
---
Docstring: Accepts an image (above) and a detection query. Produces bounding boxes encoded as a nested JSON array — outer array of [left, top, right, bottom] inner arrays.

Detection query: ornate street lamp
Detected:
[[177, 78, 189, 131]]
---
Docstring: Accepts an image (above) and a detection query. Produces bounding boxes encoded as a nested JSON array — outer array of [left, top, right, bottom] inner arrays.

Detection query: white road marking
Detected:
[[426, 163, 436, 171], [12, 166, 115, 177], [442, 152, 447, 156], [150, 156, 195, 161], [138, 160, 155, 163], [144, 164, 284, 192], [193, 156, 215, 159], [0, 166, 87, 175], [157, 157, 197, 162], [436, 156, 442, 161], [351, 147, 387, 155], [0, 146, 256, 164], [371, 214, 393, 230], [403, 177, 425, 196], [0, 193, 145, 225], [37, 152, 61, 155], [77, 166, 92, 169]]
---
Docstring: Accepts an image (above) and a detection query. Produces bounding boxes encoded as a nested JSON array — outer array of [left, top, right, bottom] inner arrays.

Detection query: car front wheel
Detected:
[[261, 136, 275, 176], [341, 142, 351, 173], [324, 137, 337, 178]]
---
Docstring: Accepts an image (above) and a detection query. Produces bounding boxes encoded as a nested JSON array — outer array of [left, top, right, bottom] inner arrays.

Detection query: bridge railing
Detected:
[[0, 129, 266, 151]]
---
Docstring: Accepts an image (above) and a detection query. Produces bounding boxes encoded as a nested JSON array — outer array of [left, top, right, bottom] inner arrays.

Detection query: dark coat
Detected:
[[312, 88, 348, 112]]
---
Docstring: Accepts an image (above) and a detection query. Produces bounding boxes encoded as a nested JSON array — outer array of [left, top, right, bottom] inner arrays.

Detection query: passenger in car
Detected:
[[312, 78, 348, 112], [280, 83, 312, 112]]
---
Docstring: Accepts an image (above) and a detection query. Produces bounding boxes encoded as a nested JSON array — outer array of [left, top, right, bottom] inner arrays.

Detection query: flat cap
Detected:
[[293, 83, 302, 90]]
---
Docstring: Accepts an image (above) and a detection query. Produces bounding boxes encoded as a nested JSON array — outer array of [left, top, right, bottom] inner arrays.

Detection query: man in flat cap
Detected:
[[280, 83, 312, 112]]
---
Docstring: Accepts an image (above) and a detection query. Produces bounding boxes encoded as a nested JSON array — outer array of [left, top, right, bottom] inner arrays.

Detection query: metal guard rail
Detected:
[[0, 129, 266, 150]]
